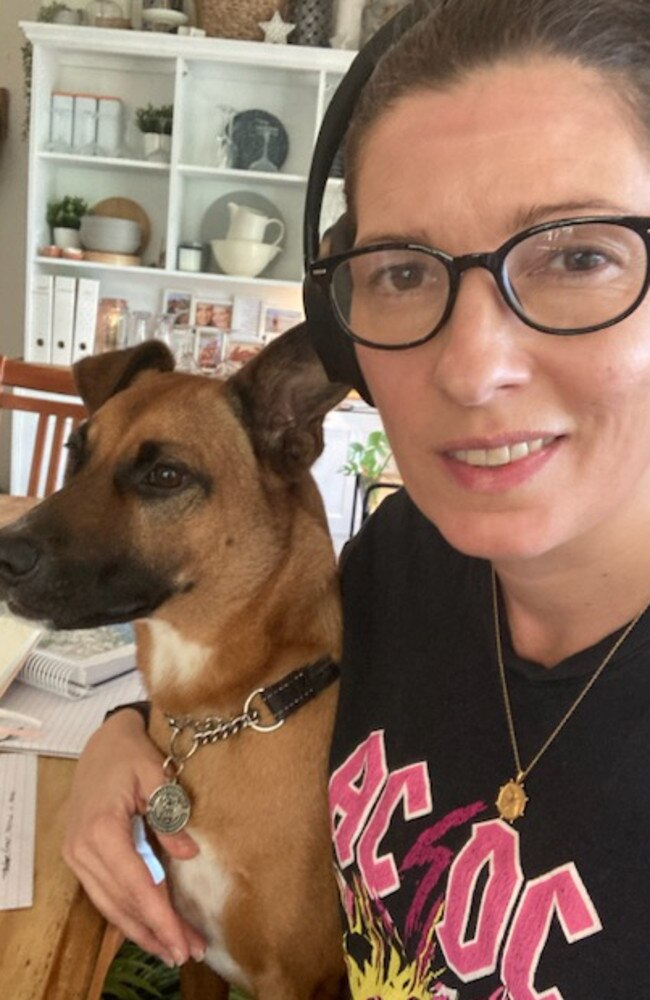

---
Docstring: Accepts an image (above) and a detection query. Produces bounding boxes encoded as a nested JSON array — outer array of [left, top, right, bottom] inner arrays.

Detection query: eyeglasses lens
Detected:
[[506, 222, 647, 332], [331, 248, 450, 347]]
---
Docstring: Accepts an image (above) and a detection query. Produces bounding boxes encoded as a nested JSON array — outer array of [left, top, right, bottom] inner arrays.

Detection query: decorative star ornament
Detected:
[[259, 10, 295, 44]]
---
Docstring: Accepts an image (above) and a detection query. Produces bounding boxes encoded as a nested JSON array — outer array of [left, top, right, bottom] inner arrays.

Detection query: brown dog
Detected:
[[0, 327, 348, 999]]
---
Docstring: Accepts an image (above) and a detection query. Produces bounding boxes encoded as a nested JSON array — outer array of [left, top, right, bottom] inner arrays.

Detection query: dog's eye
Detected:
[[144, 464, 186, 490]]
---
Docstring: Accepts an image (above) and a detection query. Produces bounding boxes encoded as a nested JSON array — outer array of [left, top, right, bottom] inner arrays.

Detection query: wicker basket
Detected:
[[196, 0, 290, 40]]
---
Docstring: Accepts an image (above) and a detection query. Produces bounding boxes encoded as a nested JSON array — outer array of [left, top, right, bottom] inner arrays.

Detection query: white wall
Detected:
[[0, 0, 43, 489]]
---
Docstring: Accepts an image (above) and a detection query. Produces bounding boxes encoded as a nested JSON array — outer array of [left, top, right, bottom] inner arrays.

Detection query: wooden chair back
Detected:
[[0, 357, 87, 497]]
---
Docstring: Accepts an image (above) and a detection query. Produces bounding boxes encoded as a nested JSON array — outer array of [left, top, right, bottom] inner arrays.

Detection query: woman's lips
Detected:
[[441, 435, 561, 491]]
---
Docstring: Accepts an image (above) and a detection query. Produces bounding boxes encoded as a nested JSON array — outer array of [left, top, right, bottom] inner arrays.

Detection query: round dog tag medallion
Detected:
[[146, 781, 192, 835]]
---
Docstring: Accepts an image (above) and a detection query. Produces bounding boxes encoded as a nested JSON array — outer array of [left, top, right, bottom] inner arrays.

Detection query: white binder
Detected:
[[28, 274, 54, 363], [51, 276, 77, 366], [72, 278, 100, 363]]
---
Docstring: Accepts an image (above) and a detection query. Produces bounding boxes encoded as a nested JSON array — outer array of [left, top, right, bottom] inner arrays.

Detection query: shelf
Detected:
[[38, 151, 170, 173], [35, 257, 303, 289], [177, 164, 307, 185], [35, 256, 165, 277]]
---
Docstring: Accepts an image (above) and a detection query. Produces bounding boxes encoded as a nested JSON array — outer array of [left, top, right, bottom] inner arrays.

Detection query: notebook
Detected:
[[0, 669, 147, 758], [0, 613, 43, 701], [18, 622, 136, 699]]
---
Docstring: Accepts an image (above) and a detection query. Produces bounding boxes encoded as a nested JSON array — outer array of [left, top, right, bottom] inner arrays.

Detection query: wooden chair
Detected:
[[0, 357, 86, 498]]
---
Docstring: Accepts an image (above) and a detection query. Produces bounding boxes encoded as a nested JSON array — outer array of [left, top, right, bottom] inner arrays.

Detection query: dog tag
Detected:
[[146, 781, 192, 835]]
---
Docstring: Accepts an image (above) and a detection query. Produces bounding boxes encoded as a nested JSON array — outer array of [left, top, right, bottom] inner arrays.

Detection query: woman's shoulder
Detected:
[[340, 487, 467, 580]]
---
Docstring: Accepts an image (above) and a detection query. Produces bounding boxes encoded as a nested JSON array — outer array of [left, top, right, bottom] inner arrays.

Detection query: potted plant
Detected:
[[46, 195, 89, 248], [341, 430, 400, 519], [135, 103, 174, 161]]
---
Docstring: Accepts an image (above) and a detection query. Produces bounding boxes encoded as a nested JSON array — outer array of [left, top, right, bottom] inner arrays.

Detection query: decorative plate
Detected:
[[199, 190, 286, 275], [231, 110, 289, 172]]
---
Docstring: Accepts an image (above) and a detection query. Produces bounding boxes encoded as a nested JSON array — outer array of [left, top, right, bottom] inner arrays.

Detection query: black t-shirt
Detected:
[[330, 489, 650, 998]]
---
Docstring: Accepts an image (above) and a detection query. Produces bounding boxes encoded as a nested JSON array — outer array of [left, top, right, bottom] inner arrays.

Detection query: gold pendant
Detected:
[[496, 776, 528, 823]]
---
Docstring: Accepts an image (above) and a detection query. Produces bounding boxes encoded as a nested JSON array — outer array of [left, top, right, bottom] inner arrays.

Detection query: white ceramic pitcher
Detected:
[[226, 202, 285, 246]]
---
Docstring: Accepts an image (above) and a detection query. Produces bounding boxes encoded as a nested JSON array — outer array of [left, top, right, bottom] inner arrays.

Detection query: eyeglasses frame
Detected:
[[308, 215, 650, 350]]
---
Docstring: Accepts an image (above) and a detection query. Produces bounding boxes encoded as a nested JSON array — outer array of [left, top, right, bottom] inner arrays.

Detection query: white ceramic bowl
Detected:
[[80, 216, 142, 254], [210, 238, 281, 278]]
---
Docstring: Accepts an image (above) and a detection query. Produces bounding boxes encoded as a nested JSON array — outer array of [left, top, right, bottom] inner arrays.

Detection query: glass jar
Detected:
[[95, 298, 128, 352], [84, 0, 126, 27], [177, 242, 204, 272]]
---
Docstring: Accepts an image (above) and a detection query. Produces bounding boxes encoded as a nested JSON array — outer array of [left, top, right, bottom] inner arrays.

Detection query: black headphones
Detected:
[[302, 1, 430, 401]]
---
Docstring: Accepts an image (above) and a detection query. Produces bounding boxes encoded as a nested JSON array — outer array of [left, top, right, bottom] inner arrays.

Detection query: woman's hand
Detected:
[[62, 708, 207, 967]]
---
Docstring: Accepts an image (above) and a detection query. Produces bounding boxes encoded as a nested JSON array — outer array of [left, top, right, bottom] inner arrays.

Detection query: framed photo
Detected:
[[195, 328, 228, 373], [190, 295, 232, 331], [162, 289, 192, 326], [227, 336, 264, 370], [261, 305, 304, 340]]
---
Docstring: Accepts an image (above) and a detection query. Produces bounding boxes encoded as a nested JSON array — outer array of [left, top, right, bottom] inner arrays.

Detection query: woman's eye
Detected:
[[145, 464, 186, 490], [368, 261, 428, 293], [386, 263, 426, 290], [555, 248, 609, 272]]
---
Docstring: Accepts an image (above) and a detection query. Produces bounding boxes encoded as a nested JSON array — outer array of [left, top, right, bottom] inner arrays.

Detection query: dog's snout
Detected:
[[0, 535, 41, 582]]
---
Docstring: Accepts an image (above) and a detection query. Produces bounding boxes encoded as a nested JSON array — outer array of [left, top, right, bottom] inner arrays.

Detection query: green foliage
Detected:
[[102, 941, 180, 999], [46, 195, 89, 230], [135, 104, 174, 135], [341, 430, 392, 484], [101, 941, 252, 1000]]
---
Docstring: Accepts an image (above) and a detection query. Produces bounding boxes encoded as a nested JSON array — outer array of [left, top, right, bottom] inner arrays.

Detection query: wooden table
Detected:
[[0, 495, 111, 999]]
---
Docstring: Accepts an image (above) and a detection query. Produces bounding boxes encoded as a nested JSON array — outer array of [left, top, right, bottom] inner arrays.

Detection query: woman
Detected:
[[64, 0, 650, 992]]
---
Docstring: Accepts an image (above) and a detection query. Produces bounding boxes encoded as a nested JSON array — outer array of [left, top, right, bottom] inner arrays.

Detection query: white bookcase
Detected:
[[21, 21, 354, 322], [16, 22, 386, 549]]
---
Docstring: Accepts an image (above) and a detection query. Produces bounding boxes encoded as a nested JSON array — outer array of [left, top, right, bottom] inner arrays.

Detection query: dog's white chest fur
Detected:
[[169, 831, 251, 989], [143, 619, 212, 689]]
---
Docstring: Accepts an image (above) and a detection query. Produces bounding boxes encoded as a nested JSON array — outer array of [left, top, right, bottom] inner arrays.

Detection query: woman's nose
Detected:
[[432, 269, 531, 406]]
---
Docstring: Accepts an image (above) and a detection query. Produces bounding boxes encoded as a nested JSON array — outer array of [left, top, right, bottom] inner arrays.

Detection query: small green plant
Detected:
[[46, 195, 89, 230], [341, 430, 392, 484], [101, 939, 252, 999], [135, 103, 174, 135]]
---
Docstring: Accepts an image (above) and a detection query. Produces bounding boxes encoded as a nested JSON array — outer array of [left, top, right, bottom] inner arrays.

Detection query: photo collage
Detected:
[[162, 290, 303, 376]]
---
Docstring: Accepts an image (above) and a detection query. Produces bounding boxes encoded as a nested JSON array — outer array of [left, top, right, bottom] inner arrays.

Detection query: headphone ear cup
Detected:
[[304, 211, 373, 402], [303, 271, 373, 403]]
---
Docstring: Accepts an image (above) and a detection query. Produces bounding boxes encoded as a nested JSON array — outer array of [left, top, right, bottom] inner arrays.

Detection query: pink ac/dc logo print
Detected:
[[329, 730, 603, 999]]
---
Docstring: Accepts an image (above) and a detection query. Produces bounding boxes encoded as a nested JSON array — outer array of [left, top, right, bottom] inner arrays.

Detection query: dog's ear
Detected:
[[73, 341, 175, 414], [228, 322, 350, 479]]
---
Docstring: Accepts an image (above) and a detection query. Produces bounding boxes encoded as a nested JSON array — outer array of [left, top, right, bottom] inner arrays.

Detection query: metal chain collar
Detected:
[[162, 687, 283, 780]]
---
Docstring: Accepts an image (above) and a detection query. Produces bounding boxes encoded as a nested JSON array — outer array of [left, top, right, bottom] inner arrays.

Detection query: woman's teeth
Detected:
[[451, 437, 553, 467]]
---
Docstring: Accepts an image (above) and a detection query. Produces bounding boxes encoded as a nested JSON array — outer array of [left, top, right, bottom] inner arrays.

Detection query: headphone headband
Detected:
[[303, 2, 430, 399]]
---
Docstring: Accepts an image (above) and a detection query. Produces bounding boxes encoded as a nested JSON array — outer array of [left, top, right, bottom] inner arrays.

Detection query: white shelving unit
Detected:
[[21, 21, 353, 320], [17, 23, 385, 549]]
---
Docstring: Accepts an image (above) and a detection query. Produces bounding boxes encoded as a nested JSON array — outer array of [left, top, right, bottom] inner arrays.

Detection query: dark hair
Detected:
[[344, 0, 650, 215]]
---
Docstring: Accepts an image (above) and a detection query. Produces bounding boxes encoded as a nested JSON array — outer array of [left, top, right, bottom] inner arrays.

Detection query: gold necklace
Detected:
[[491, 568, 645, 823]]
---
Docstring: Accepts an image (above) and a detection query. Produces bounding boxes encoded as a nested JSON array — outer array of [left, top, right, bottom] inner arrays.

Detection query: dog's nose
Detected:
[[0, 535, 41, 582]]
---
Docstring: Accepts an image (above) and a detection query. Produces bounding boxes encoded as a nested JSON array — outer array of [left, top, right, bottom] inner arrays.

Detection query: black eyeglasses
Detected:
[[308, 215, 650, 349]]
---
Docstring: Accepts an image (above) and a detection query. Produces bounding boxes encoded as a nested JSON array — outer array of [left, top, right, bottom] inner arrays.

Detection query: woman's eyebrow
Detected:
[[511, 199, 631, 230]]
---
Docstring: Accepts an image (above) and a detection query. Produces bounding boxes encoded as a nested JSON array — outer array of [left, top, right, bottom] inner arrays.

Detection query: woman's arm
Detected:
[[62, 708, 207, 966]]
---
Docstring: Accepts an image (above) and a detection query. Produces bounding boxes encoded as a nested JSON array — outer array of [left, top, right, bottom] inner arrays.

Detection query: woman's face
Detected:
[[353, 57, 650, 565]]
